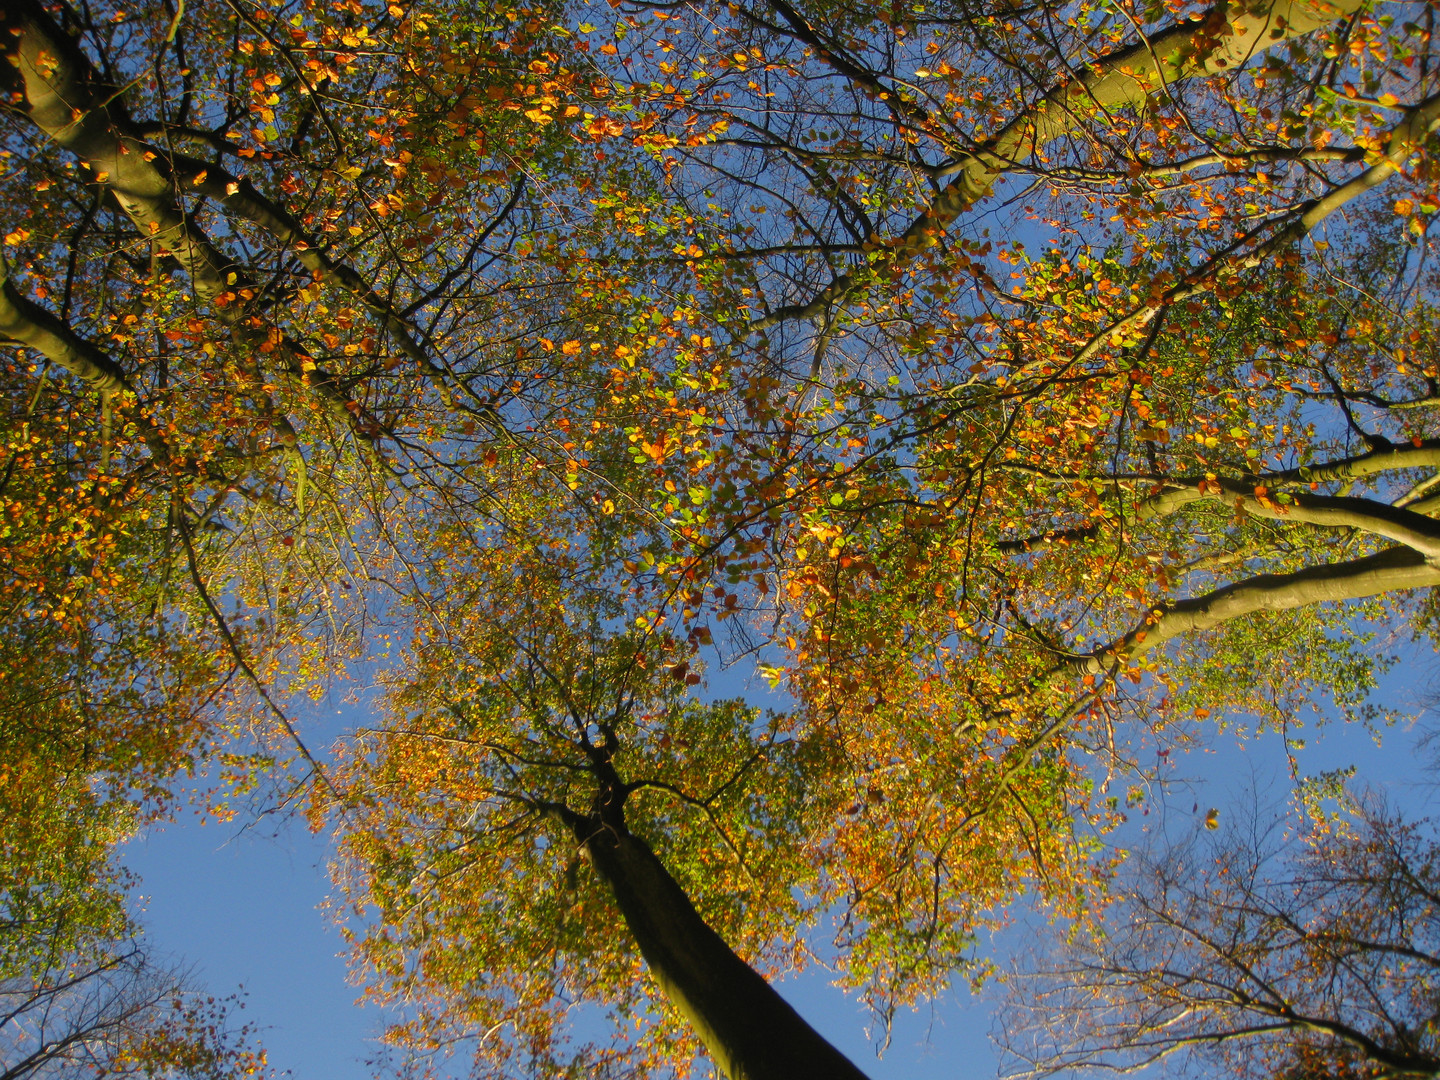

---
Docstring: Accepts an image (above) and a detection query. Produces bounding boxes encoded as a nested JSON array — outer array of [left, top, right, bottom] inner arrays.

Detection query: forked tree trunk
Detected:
[[577, 819, 873, 1080]]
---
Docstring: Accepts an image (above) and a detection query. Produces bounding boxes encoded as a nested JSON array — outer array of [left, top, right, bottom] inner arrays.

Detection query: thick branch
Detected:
[[1065, 545, 1440, 677], [1, 0, 375, 442], [0, 264, 282, 486], [164, 151, 454, 398], [3, 1, 236, 305], [997, 458, 1440, 555], [0, 265, 129, 394], [1228, 487, 1440, 559], [750, 0, 1364, 330], [1274, 441, 1440, 484], [1063, 87, 1440, 367]]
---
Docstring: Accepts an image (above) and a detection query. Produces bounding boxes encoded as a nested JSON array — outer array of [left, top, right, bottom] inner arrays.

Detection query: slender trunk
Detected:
[[576, 818, 873, 1080]]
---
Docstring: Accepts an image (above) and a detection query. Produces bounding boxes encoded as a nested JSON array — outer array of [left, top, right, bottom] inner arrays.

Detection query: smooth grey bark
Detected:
[[1087, 479, 1440, 559], [1208, 485, 1440, 560], [996, 443, 1440, 555], [574, 814, 873, 1080], [2, 0, 236, 306], [1275, 441, 1440, 484]]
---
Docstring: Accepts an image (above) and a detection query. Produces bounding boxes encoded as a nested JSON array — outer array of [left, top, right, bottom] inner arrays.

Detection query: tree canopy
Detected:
[[3, 0, 1440, 1075]]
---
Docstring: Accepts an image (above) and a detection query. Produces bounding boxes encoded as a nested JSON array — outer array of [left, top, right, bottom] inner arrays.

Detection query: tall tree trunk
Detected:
[[576, 817, 873, 1080]]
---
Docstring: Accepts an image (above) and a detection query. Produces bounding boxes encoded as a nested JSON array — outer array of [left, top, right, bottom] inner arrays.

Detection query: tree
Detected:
[[5, 0, 1440, 1077], [334, 543, 867, 1079], [995, 797, 1440, 1080], [1, 930, 266, 1080]]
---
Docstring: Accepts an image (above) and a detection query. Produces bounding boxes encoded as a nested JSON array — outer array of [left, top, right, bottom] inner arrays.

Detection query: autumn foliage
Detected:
[[4, 0, 1440, 1075]]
